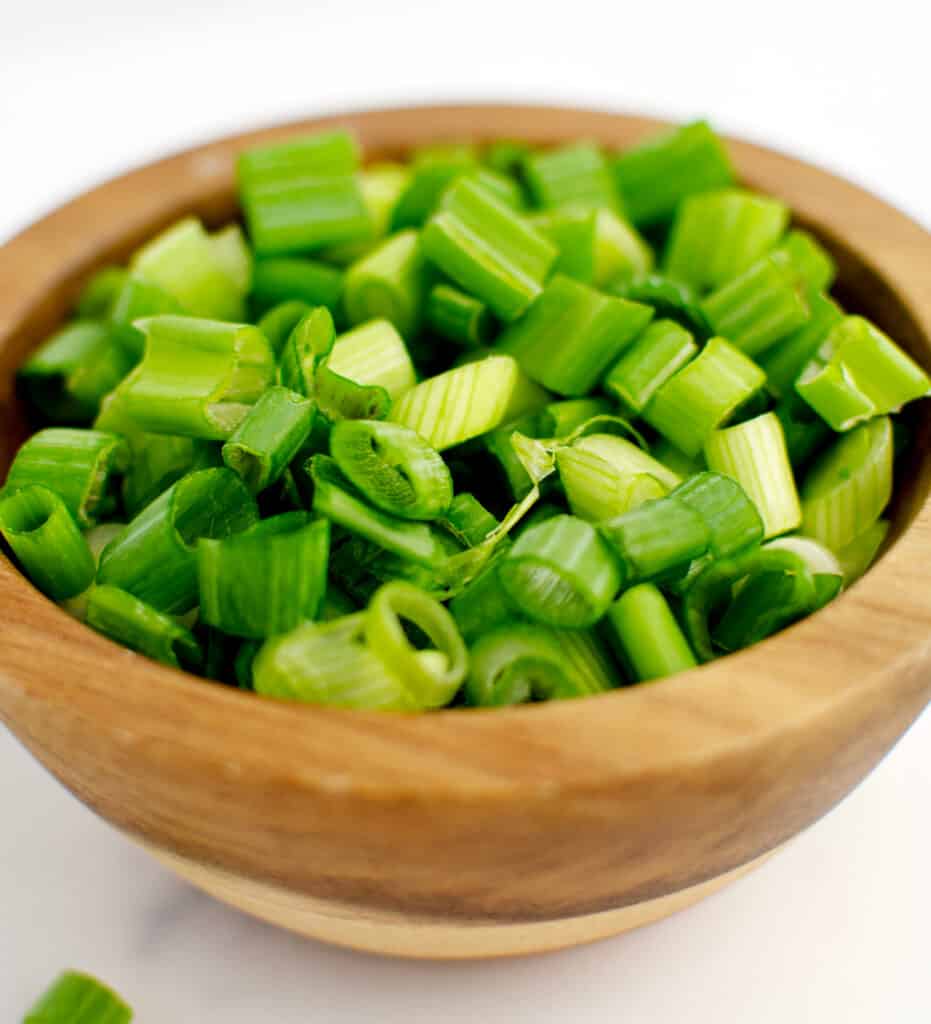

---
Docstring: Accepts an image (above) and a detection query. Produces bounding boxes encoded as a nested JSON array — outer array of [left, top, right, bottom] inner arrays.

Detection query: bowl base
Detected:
[[146, 845, 772, 959]]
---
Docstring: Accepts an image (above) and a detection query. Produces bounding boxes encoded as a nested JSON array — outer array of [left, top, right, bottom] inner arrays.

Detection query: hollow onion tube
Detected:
[[498, 274, 653, 396], [643, 337, 766, 456], [671, 471, 763, 558], [108, 275, 186, 358], [835, 518, 889, 585], [774, 229, 836, 292], [23, 970, 132, 1024], [532, 206, 597, 282], [329, 419, 452, 520], [364, 580, 468, 708], [86, 584, 203, 670], [557, 447, 666, 522], [449, 556, 519, 642], [250, 257, 345, 315], [603, 319, 698, 414], [773, 388, 832, 471], [593, 208, 654, 286], [198, 514, 330, 638], [522, 142, 622, 211], [572, 433, 682, 490], [799, 416, 893, 551], [391, 144, 478, 230], [76, 266, 129, 319], [119, 315, 275, 440], [130, 216, 245, 321], [497, 514, 622, 628], [442, 492, 499, 547], [664, 188, 788, 291], [705, 412, 801, 539], [758, 292, 844, 399], [310, 455, 449, 568], [389, 354, 547, 451], [464, 623, 615, 706], [701, 251, 811, 357], [612, 272, 713, 339], [321, 162, 411, 265], [97, 467, 258, 613], [221, 386, 316, 493], [328, 319, 417, 401], [0, 486, 95, 599], [606, 584, 697, 682], [424, 284, 496, 348], [343, 229, 429, 338], [795, 316, 930, 430], [17, 321, 136, 424], [4, 428, 129, 528], [210, 223, 253, 293], [257, 300, 313, 356], [612, 121, 735, 227], [484, 140, 532, 176], [421, 177, 558, 322], [238, 130, 359, 183]]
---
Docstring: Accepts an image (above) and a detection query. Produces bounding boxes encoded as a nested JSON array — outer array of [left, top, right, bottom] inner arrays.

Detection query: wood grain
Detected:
[[0, 106, 930, 957]]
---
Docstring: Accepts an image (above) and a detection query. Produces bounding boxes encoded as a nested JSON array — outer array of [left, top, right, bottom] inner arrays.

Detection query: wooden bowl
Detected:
[[2, 105, 931, 960]]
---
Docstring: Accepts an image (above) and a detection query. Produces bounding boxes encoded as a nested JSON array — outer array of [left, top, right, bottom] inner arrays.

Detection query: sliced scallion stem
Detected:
[[250, 257, 344, 315], [774, 388, 832, 471], [611, 272, 713, 339], [572, 433, 682, 490], [557, 446, 666, 522], [593, 208, 654, 286], [670, 471, 763, 558], [320, 162, 411, 265], [210, 223, 253, 293], [603, 318, 698, 414], [606, 583, 697, 682], [424, 283, 496, 348], [523, 142, 621, 212], [773, 228, 836, 292], [256, 299, 314, 357], [448, 556, 518, 642], [758, 291, 843, 399], [391, 145, 478, 230], [531, 205, 597, 283], [328, 319, 417, 401], [835, 518, 889, 585], [343, 229, 429, 338], [108, 274, 185, 358], [23, 970, 132, 1024], [76, 267, 129, 319], [442, 492, 499, 548]]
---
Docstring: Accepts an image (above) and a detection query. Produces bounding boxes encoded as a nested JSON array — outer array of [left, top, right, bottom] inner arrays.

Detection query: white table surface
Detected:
[[2, 1, 930, 1018]]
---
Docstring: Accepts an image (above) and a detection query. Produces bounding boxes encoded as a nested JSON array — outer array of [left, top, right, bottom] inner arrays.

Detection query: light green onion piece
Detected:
[[250, 257, 344, 315], [4, 428, 129, 528], [498, 514, 622, 628], [603, 318, 698, 414], [613, 120, 735, 227], [593, 208, 654, 286], [449, 557, 519, 642], [97, 467, 258, 613], [238, 130, 359, 183], [651, 437, 705, 480], [130, 216, 245, 320], [210, 223, 253, 293], [389, 354, 547, 451], [86, 584, 203, 670], [758, 292, 844, 399], [764, 535, 843, 581], [612, 273, 713, 340], [799, 416, 893, 550], [701, 251, 810, 357], [421, 177, 558, 322], [107, 275, 186, 359], [796, 315, 930, 431], [76, 267, 129, 319], [705, 411, 801, 539], [198, 514, 330, 638], [343, 229, 429, 338], [321, 162, 411, 265], [671, 471, 763, 558], [498, 274, 653, 396], [0, 486, 95, 600], [256, 300, 314, 356], [23, 970, 132, 1024], [329, 319, 417, 401], [643, 337, 765, 456], [329, 419, 452, 520], [606, 583, 697, 682], [773, 228, 836, 292], [364, 580, 467, 708], [424, 284, 496, 349], [572, 433, 682, 490], [664, 188, 788, 291], [442, 493, 499, 548], [391, 144, 478, 230], [557, 447, 666, 522], [118, 315, 275, 440], [221, 386, 316, 493], [523, 142, 622, 212], [469, 167, 525, 211], [835, 518, 889, 585], [532, 205, 597, 283]]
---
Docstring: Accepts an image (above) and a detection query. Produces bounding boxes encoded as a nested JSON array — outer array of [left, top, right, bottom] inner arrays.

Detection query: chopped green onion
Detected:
[[758, 292, 844, 399], [606, 583, 697, 682], [671, 471, 763, 558], [523, 142, 622, 212], [238, 130, 359, 183], [0, 486, 95, 600], [498, 514, 622, 628], [542, 397, 614, 437], [221, 386, 316, 493], [470, 167, 525, 211], [835, 518, 889, 585], [449, 556, 519, 642], [87, 584, 203, 670], [704, 411, 801, 538], [701, 251, 810, 357], [329, 319, 417, 401], [481, 411, 548, 501], [23, 970, 132, 1024], [593, 208, 654, 286], [765, 534, 843, 579], [343, 229, 429, 338], [643, 337, 765, 456], [424, 283, 496, 348], [557, 446, 666, 522], [130, 216, 245, 320], [108, 276, 186, 359], [118, 315, 275, 439], [664, 188, 788, 291], [390, 354, 547, 451], [773, 228, 836, 292], [321, 162, 410, 265], [499, 274, 653, 396], [572, 433, 682, 490], [651, 437, 704, 479], [773, 388, 832, 470], [532, 205, 597, 282], [76, 267, 129, 319], [484, 140, 532, 176], [256, 299, 314, 356], [442, 492, 499, 547], [198, 514, 330, 638], [4, 428, 129, 527], [234, 638, 262, 688], [422, 178, 558, 322], [210, 224, 253, 293], [391, 145, 478, 230], [799, 415, 893, 550], [250, 257, 345, 316], [796, 315, 930, 431], [613, 120, 735, 227], [97, 467, 258, 613], [603, 318, 698, 414], [329, 419, 452, 520]]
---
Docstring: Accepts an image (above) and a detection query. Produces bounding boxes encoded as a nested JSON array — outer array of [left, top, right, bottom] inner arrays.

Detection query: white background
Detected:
[[2, 1, 930, 1019]]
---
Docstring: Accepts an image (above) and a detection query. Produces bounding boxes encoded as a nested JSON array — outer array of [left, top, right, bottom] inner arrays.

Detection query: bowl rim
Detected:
[[2, 103, 931, 801]]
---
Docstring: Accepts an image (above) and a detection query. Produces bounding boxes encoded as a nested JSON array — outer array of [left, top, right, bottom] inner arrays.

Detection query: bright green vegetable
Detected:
[[606, 584, 697, 682], [424, 284, 496, 348], [23, 970, 133, 1024], [523, 142, 621, 212], [343, 229, 430, 338], [250, 257, 344, 314], [603, 319, 698, 414]]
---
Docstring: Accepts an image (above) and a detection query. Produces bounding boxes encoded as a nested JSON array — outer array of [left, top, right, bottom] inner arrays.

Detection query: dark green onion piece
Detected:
[[97, 467, 258, 613], [86, 584, 203, 670], [18, 321, 135, 424], [421, 177, 558, 322], [604, 319, 698, 414], [758, 292, 844, 399], [606, 583, 697, 682], [76, 267, 129, 319], [611, 272, 713, 339], [542, 397, 614, 437], [670, 471, 763, 558], [4, 428, 129, 528], [343, 229, 429, 338], [484, 140, 532, 176], [774, 388, 832, 471], [250, 257, 345, 315], [773, 228, 836, 293], [198, 514, 330, 638], [108, 275, 186, 358], [222, 386, 316, 493], [498, 513, 622, 628], [256, 300, 314, 356], [321, 163, 411, 265], [390, 144, 477, 229], [329, 418, 452, 520], [424, 283, 496, 348], [0, 486, 95, 600], [523, 142, 622, 212], [613, 120, 735, 227], [482, 411, 548, 501], [498, 274, 653, 396], [235, 638, 262, 688], [443, 492, 499, 547], [836, 518, 889, 585], [532, 205, 597, 283], [23, 970, 132, 1024], [449, 557, 519, 642]]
